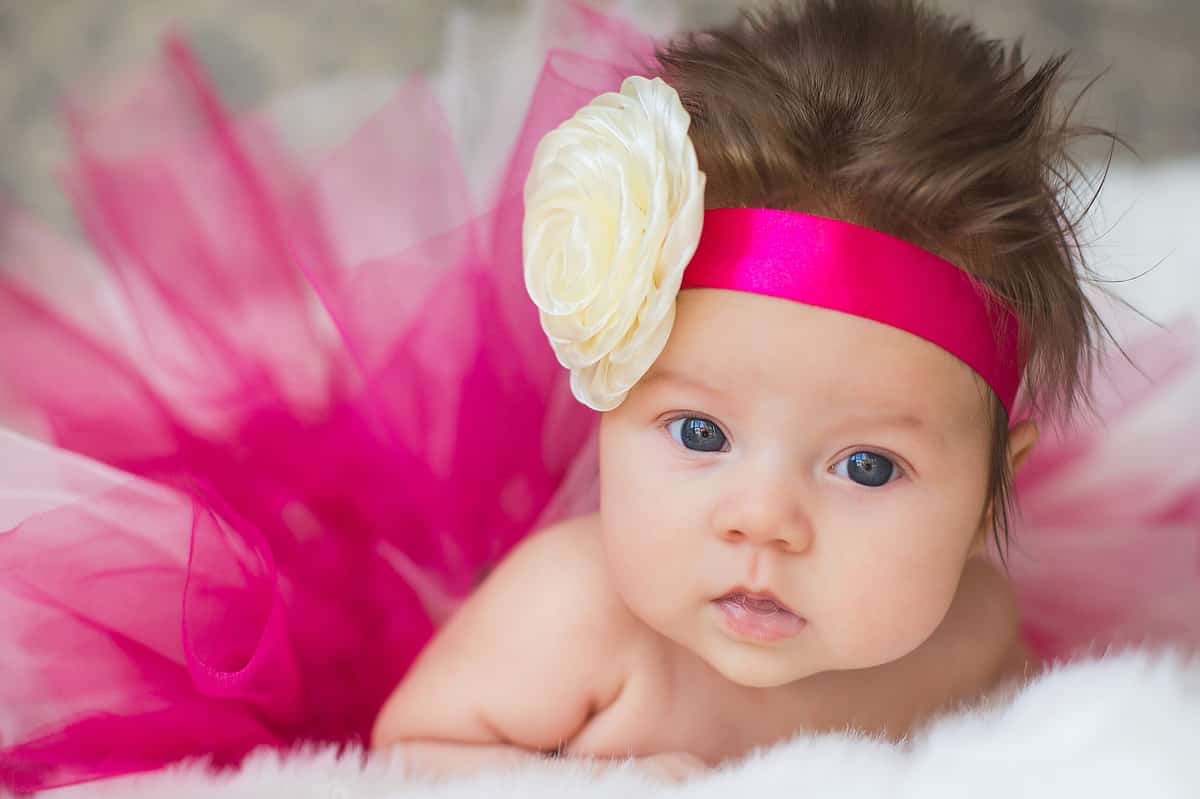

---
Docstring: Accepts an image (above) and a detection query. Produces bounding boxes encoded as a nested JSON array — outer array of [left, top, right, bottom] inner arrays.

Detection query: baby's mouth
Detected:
[[713, 591, 807, 642]]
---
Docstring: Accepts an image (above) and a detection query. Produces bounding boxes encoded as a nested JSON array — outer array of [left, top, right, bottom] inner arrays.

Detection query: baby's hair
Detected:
[[653, 0, 1126, 559]]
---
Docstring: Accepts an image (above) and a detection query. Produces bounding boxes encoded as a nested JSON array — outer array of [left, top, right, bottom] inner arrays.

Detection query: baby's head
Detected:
[[525, 0, 1114, 686]]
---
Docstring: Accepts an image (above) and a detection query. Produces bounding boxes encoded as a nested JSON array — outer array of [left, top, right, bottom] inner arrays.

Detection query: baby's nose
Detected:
[[720, 521, 812, 553], [715, 481, 813, 554]]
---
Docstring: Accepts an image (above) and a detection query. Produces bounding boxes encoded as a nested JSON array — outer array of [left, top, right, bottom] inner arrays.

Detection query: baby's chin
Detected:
[[698, 642, 829, 688], [638, 606, 907, 688], [664, 621, 831, 688], [686, 621, 916, 689]]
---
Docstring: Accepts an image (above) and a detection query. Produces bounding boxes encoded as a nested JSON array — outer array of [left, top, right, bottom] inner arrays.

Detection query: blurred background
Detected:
[[1, 0, 1197, 228]]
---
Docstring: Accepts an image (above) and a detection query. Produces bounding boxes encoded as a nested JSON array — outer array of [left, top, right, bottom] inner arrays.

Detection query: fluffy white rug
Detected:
[[45, 649, 1200, 798]]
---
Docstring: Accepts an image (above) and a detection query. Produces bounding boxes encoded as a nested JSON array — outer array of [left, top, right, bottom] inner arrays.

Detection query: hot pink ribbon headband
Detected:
[[681, 208, 1023, 414]]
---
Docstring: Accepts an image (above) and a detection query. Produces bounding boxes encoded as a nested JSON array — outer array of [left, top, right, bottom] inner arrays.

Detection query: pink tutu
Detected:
[[0, 5, 1197, 793]]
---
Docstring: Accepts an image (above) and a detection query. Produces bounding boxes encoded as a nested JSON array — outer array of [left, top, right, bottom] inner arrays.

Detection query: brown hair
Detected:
[[653, 0, 1126, 560]]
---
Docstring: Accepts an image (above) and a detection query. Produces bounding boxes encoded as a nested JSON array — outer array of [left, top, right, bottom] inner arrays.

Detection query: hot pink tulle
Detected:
[[1008, 318, 1200, 661], [1, 4, 1199, 794], [0, 6, 649, 792]]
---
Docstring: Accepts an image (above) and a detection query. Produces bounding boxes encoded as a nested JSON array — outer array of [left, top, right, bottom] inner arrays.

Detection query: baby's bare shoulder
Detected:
[[373, 513, 636, 751], [502, 513, 636, 630], [519, 515, 647, 657]]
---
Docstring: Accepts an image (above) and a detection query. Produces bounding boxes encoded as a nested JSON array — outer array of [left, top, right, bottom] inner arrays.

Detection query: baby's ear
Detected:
[[1007, 419, 1039, 474], [970, 419, 1040, 556]]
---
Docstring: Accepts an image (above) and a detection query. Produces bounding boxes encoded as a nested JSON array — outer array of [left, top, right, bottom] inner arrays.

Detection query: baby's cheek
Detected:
[[600, 515, 696, 636], [600, 476, 685, 579], [608, 526, 675, 590], [602, 542, 669, 636], [827, 558, 961, 668]]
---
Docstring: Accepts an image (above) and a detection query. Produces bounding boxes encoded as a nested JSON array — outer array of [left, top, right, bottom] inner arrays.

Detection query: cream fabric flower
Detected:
[[523, 76, 705, 411]]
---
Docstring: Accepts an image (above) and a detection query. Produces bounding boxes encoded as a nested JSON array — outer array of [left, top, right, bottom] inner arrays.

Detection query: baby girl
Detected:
[[371, 0, 1102, 780]]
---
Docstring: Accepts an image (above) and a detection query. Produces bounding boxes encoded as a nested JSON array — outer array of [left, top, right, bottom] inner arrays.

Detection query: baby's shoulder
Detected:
[[485, 512, 644, 662], [501, 513, 635, 625], [372, 514, 641, 750], [506, 511, 603, 568]]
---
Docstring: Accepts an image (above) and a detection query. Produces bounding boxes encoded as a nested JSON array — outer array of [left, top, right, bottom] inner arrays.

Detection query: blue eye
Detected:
[[667, 417, 728, 452], [834, 451, 898, 487]]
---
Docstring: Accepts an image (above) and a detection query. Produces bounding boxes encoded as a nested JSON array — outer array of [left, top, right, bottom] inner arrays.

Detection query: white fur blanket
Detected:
[[45, 649, 1200, 798]]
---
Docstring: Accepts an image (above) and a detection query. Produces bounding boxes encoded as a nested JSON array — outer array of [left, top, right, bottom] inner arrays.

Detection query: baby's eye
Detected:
[[833, 451, 899, 487], [667, 417, 728, 453]]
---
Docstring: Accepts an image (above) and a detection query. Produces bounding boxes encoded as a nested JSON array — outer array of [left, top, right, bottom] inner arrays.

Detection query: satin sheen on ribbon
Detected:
[[680, 208, 1022, 414]]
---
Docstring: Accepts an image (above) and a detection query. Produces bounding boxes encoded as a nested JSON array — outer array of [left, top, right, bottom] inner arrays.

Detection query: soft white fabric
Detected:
[[47, 648, 1200, 798]]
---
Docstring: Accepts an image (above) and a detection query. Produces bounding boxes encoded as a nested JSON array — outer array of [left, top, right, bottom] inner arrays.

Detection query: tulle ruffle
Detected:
[[1008, 316, 1200, 661], [0, 6, 650, 792]]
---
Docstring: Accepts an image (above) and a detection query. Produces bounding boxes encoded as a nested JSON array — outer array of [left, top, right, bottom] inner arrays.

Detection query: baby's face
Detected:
[[598, 288, 995, 687]]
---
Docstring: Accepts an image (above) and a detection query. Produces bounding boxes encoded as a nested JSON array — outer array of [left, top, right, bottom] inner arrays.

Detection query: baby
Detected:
[[372, 0, 1109, 780]]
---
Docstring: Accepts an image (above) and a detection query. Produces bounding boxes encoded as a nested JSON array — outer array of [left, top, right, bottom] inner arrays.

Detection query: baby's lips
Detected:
[[715, 587, 802, 617], [714, 593, 808, 642]]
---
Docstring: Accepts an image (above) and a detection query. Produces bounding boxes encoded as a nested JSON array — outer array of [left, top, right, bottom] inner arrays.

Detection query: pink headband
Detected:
[[680, 209, 1023, 413]]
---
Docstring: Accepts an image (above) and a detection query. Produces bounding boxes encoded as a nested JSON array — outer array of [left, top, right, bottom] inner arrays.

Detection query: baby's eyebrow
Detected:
[[849, 413, 928, 431], [832, 411, 948, 447], [639, 367, 723, 396]]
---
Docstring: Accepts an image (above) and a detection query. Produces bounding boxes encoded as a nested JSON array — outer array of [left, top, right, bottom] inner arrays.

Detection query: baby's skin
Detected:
[[372, 290, 1041, 783]]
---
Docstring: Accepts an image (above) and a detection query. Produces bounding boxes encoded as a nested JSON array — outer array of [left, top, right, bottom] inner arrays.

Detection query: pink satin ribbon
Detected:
[[681, 208, 1022, 413]]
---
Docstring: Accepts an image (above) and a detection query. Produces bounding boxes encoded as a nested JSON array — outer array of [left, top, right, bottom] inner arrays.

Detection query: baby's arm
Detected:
[[370, 516, 630, 777]]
